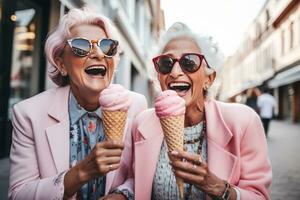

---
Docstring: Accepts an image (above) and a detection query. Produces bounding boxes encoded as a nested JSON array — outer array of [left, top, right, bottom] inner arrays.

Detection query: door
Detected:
[[0, 0, 49, 158]]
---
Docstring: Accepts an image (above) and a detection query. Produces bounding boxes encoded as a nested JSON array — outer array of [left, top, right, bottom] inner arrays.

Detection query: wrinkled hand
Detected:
[[98, 193, 126, 200], [169, 150, 225, 197], [77, 140, 124, 182]]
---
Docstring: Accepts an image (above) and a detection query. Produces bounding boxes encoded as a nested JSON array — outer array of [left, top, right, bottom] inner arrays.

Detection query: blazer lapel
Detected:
[[205, 100, 238, 182], [135, 109, 164, 200], [46, 86, 70, 173]]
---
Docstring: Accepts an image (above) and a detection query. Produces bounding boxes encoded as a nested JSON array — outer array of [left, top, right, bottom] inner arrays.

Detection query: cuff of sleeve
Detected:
[[51, 171, 66, 199], [112, 188, 134, 200], [233, 186, 241, 200]]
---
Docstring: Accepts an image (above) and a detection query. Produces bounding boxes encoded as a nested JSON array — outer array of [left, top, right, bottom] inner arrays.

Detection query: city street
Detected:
[[268, 120, 300, 200], [0, 120, 299, 199]]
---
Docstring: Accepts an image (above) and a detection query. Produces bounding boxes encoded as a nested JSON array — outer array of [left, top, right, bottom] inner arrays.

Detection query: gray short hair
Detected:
[[156, 22, 224, 75]]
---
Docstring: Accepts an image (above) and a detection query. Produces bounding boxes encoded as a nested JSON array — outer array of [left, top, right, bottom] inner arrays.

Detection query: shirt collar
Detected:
[[69, 91, 102, 125]]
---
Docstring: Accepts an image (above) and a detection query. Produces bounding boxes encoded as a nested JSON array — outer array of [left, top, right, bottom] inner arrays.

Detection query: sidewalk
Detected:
[[268, 120, 300, 200], [0, 157, 9, 199]]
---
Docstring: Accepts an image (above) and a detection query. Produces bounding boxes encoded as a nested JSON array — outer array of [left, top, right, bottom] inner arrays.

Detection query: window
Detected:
[[265, 9, 270, 30], [281, 30, 285, 55], [290, 21, 294, 49]]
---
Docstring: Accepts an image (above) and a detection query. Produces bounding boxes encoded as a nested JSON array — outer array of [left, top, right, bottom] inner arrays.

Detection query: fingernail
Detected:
[[171, 151, 178, 155]]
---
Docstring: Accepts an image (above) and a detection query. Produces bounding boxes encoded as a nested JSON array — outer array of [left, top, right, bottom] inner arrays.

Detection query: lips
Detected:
[[84, 65, 107, 76]]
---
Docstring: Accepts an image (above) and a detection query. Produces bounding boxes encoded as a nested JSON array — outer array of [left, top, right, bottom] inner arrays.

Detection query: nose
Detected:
[[88, 43, 105, 59], [169, 61, 184, 78]]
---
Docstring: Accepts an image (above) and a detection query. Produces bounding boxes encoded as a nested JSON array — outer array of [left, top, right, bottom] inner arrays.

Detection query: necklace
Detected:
[[184, 120, 206, 200]]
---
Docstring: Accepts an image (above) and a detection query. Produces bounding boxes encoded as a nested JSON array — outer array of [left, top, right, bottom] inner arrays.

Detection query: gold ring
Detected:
[[197, 156, 202, 165]]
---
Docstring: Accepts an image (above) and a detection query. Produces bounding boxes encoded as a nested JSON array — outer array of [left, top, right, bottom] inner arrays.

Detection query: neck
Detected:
[[70, 85, 100, 111], [184, 103, 205, 127]]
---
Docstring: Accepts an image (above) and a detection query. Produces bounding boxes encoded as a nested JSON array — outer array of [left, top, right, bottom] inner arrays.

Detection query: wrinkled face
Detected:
[[158, 37, 211, 107], [57, 24, 115, 96]]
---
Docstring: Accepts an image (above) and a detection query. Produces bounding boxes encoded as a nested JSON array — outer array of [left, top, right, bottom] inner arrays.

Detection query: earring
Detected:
[[204, 85, 209, 91], [60, 70, 66, 76]]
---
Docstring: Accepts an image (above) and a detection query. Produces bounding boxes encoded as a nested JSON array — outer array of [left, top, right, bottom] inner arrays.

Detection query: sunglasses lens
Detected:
[[99, 39, 118, 57], [180, 54, 201, 72], [70, 38, 90, 56], [156, 56, 174, 74]]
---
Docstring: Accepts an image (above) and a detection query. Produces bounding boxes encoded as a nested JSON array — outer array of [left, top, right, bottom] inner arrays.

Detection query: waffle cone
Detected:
[[102, 110, 127, 141], [160, 115, 184, 199]]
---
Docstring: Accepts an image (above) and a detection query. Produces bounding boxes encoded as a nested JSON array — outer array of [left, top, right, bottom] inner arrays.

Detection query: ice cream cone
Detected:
[[102, 110, 127, 141], [160, 115, 185, 199]]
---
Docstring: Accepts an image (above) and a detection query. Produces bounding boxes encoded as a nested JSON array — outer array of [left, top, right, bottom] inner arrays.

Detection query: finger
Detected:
[[96, 156, 121, 166], [106, 163, 120, 172], [95, 148, 122, 157], [174, 169, 205, 186], [170, 150, 202, 165], [171, 160, 207, 175], [96, 140, 124, 149]]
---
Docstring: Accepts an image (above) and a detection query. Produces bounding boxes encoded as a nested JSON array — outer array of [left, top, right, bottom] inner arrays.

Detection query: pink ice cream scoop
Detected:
[[99, 84, 131, 111], [155, 90, 186, 118]]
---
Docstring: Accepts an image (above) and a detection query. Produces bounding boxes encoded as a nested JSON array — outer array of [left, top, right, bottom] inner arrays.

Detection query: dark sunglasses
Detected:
[[152, 53, 210, 74], [66, 37, 119, 57]]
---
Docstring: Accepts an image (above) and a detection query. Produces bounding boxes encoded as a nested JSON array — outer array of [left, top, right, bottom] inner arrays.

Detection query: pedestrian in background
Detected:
[[245, 87, 260, 113], [257, 86, 277, 137], [8, 8, 147, 200]]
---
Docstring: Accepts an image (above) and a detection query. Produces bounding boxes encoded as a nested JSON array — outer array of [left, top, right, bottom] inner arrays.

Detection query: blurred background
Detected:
[[0, 0, 299, 199]]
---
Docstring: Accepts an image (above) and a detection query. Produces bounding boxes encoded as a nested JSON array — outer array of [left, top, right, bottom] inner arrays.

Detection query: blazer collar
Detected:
[[204, 99, 233, 147], [48, 85, 70, 122], [46, 86, 70, 173]]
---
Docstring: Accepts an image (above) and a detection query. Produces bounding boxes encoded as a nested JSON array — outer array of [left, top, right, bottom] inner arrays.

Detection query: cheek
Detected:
[[107, 60, 115, 78], [158, 74, 168, 90]]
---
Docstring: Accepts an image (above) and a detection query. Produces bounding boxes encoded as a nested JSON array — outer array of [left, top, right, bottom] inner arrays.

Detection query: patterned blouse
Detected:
[[152, 121, 207, 200], [68, 92, 134, 200]]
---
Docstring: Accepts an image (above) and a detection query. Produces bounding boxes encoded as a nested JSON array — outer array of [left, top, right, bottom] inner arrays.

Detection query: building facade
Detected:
[[0, 0, 164, 158], [219, 0, 300, 123]]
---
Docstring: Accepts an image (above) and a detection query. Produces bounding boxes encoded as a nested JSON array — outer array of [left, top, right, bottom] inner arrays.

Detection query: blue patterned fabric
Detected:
[[69, 92, 106, 200], [152, 121, 207, 200]]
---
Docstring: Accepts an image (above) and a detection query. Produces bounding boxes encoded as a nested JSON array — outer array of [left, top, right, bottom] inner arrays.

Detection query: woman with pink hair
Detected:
[[8, 8, 147, 200]]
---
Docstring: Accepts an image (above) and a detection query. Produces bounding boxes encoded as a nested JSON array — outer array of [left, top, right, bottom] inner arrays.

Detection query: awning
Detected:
[[268, 65, 300, 88]]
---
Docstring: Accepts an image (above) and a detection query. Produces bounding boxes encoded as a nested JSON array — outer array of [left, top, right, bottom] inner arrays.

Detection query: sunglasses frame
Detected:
[[66, 37, 118, 58], [152, 53, 210, 74]]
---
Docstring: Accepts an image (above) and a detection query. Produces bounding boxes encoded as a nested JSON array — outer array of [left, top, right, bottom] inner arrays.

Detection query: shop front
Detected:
[[0, 0, 50, 158]]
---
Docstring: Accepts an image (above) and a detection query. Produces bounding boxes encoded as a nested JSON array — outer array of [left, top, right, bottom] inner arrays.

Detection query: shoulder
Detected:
[[135, 108, 156, 122], [12, 87, 67, 117], [211, 100, 260, 132], [13, 88, 58, 112], [129, 91, 147, 105], [127, 91, 148, 117]]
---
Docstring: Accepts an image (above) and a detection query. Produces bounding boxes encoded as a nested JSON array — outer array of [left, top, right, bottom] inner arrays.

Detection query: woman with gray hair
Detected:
[[8, 8, 147, 200], [132, 22, 272, 200]]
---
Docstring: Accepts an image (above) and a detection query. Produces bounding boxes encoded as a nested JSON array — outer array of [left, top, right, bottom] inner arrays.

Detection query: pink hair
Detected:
[[45, 8, 120, 86]]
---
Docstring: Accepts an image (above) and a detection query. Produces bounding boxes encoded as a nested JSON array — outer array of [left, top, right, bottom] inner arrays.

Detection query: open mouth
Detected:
[[168, 82, 191, 93], [84, 65, 107, 76]]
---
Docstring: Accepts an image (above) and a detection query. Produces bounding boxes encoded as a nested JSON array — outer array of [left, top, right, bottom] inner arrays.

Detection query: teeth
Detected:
[[170, 82, 190, 87], [86, 65, 106, 70]]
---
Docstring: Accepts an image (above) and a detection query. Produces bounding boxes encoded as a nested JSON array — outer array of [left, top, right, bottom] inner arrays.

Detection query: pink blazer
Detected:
[[132, 99, 272, 200], [8, 85, 147, 200]]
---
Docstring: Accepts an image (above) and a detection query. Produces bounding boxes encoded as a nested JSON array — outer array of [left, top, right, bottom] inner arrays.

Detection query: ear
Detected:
[[205, 71, 216, 87], [54, 56, 67, 75]]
